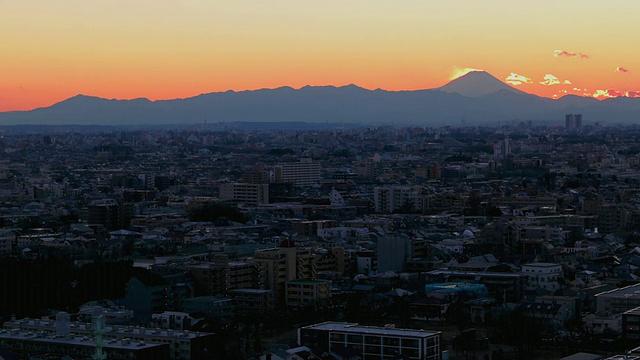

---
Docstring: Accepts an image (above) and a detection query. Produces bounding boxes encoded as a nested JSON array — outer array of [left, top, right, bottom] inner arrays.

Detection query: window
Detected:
[[403, 348, 419, 357], [364, 345, 380, 354], [365, 336, 381, 345], [383, 346, 400, 356], [383, 337, 400, 346], [402, 338, 419, 348], [347, 334, 363, 343]]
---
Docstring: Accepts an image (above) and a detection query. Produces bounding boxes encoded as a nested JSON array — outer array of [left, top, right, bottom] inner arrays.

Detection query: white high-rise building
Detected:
[[274, 158, 321, 187]]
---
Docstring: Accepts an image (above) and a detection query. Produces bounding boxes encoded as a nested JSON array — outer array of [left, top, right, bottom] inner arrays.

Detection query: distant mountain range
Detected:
[[1, 71, 639, 126]]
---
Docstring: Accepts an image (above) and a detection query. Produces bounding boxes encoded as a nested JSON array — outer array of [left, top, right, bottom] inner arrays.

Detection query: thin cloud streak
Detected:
[[553, 50, 589, 59]]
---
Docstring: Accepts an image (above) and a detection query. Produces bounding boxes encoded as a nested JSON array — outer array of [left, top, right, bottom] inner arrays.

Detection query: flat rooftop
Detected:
[[596, 284, 640, 299], [0, 329, 164, 350], [3, 319, 211, 340], [288, 279, 331, 285], [228, 288, 272, 294], [301, 322, 440, 338], [522, 262, 561, 268]]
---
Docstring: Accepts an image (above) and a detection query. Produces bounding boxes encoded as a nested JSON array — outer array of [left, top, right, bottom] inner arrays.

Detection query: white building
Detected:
[[274, 158, 321, 187], [521, 262, 563, 292], [219, 182, 269, 205]]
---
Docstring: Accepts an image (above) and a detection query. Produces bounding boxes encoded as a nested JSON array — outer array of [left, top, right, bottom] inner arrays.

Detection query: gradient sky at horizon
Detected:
[[1, 0, 639, 111]]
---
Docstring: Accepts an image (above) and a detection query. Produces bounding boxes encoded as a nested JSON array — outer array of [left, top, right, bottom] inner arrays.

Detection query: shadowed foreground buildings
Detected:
[[9, 124, 640, 359], [2, 315, 214, 360]]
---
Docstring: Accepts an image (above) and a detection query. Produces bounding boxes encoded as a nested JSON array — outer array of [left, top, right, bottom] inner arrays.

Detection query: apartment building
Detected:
[[623, 307, 640, 341], [596, 284, 640, 315], [274, 158, 321, 187], [187, 261, 258, 296], [373, 186, 424, 213], [249, 239, 316, 301], [219, 182, 269, 205], [521, 262, 563, 292], [227, 289, 275, 314], [285, 279, 332, 307]]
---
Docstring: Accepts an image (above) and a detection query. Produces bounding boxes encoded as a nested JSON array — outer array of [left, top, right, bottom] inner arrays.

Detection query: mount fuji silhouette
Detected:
[[0, 71, 638, 126], [438, 71, 526, 97]]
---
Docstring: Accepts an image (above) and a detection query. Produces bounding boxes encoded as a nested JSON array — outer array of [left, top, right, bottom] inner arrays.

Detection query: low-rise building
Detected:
[[521, 262, 563, 292], [2, 316, 213, 360], [298, 321, 442, 360], [0, 329, 170, 360]]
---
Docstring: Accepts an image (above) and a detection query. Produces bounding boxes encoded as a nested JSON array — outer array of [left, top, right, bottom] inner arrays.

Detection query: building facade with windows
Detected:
[[274, 158, 321, 187], [521, 262, 563, 292], [298, 322, 441, 360], [219, 182, 269, 205], [285, 279, 332, 307]]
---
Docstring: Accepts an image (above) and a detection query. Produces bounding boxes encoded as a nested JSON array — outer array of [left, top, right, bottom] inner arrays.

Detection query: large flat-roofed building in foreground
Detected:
[[0, 329, 170, 360], [3, 317, 213, 360], [298, 321, 441, 360]]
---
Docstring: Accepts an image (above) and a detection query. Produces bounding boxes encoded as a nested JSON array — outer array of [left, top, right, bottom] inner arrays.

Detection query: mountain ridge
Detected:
[[1, 71, 639, 126]]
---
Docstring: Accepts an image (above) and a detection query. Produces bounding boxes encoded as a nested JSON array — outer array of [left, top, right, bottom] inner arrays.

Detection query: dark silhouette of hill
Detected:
[[1, 72, 639, 126]]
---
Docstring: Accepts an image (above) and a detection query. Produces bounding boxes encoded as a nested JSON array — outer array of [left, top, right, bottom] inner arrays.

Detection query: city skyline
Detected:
[[1, 0, 639, 112]]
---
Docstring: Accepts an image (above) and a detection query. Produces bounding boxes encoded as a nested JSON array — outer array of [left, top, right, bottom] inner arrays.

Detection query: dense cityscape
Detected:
[[1, 118, 640, 359]]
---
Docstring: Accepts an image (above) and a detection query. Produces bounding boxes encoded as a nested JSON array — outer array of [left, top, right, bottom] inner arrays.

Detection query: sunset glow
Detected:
[[1, 0, 640, 111], [450, 68, 484, 81]]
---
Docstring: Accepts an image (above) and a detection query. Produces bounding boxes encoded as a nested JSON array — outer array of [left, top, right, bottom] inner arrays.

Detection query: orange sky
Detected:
[[1, 1, 639, 111]]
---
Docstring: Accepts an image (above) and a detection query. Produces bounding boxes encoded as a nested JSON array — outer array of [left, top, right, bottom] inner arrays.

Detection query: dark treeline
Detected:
[[0, 257, 134, 320]]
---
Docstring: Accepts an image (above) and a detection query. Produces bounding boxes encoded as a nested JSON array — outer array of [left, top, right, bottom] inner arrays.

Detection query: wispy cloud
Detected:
[[553, 50, 589, 59], [616, 67, 629, 73], [505, 73, 532, 86], [539, 74, 572, 86]]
